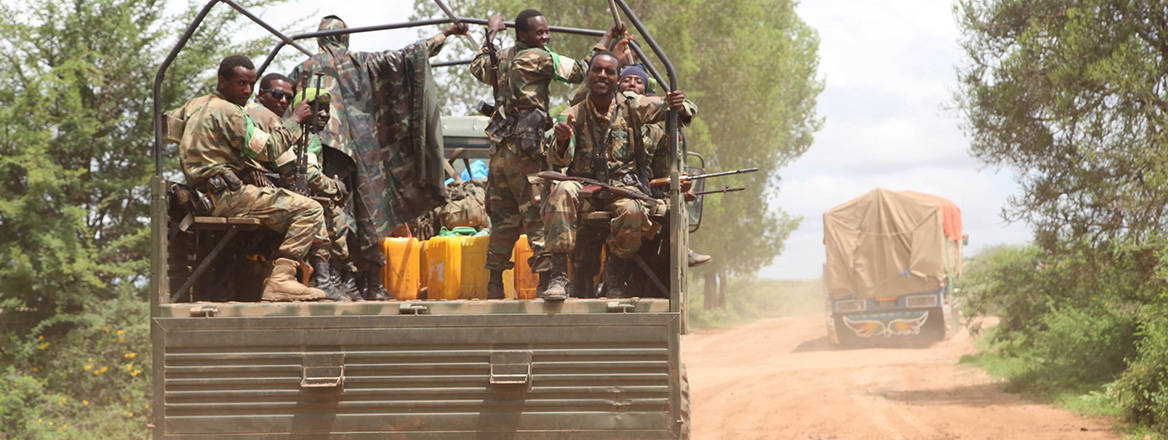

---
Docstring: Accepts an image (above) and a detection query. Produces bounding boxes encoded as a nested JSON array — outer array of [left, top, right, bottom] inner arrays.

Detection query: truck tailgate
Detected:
[[152, 308, 682, 439]]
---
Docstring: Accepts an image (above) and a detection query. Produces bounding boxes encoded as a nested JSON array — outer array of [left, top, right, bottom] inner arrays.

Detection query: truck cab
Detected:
[[149, 2, 692, 438]]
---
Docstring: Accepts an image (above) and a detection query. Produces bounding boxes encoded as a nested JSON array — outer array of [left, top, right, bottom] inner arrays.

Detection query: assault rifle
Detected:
[[433, 0, 478, 48], [648, 167, 759, 188], [538, 170, 657, 203], [290, 72, 325, 196], [693, 185, 745, 196]]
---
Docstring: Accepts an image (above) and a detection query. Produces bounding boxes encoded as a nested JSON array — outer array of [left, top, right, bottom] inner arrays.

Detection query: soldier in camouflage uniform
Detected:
[[169, 55, 325, 302], [291, 16, 466, 300], [543, 52, 695, 298], [247, 84, 362, 301], [470, 9, 625, 300], [617, 65, 711, 268]]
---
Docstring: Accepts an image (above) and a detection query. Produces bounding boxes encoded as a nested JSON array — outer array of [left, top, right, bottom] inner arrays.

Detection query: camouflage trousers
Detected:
[[485, 146, 547, 271], [543, 181, 665, 259], [316, 202, 356, 272], [210, 184, 326, 261]]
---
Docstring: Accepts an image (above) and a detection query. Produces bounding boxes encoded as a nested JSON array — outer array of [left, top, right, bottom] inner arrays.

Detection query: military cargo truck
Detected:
[[823, 188, 964, 345], [149, 1, 693, 438]]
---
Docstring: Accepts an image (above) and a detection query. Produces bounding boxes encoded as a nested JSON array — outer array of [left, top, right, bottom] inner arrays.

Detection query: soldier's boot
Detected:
[[311, 259, 350, 302], [540, 253, 570, 302], [687, 249, 712, 267], [335, 267, 363, 301], [487, 270, 505, 299], [362, 270, 391, 301], [603, 257, 631, 299], [262, 258, 326, 302]]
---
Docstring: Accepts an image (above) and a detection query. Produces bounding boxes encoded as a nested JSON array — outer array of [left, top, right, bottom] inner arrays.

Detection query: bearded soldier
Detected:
[[470, 9, 625, 301]]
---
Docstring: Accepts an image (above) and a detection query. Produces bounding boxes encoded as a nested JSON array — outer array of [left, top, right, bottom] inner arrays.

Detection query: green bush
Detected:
[[1115, 310, 1168, 434], [1027, 305, 1137, 387]]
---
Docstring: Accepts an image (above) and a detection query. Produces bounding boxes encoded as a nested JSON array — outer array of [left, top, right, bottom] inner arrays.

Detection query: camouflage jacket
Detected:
[[244, 102, 338, 197], [549, 91, 695, 183], [289, 17, 449, 265], [170, 92, 299, 186], [470, 40, 598, 115]]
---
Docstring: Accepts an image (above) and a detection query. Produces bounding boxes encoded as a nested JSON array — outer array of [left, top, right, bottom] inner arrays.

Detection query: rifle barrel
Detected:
[[432, 0, 479, 47]]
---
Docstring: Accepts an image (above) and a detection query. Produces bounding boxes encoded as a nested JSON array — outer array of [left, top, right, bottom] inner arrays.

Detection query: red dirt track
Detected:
[[684, 316, 1119, 440]]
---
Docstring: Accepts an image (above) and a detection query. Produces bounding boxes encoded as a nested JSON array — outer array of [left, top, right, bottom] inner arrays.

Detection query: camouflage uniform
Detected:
[[291, 16, 450, 268], [544, 91, 694, 258], [171, 93, 326, 261], [469, 40, 596, 271]]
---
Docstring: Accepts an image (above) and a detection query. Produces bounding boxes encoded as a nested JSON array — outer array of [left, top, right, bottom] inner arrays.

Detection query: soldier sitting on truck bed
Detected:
[[168, 55, 327, 302], [543, 51, 694, 299]]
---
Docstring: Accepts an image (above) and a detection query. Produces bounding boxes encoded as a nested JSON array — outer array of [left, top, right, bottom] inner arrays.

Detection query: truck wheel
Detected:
[[679, 363, 691, 440]]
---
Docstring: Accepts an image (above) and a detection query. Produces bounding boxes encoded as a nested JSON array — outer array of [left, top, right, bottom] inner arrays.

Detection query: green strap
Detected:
[[544, 47, 572, 85], [241, 108, 258, 159]]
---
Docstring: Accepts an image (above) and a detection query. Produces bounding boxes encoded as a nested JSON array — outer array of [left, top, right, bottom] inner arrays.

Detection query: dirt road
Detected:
[[683, 315, 1119, 440]]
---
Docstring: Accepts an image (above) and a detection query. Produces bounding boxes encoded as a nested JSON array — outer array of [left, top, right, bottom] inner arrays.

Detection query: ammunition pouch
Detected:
[[240, 168, 278, 188], [514, 109, 550, 160], [196, 170, 243, 195], [169, 183, 214, 216]]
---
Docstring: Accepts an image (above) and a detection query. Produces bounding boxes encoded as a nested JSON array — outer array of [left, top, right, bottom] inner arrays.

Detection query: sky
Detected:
[[211, 0, 1033, 280], [756, 0, 1032, 279]]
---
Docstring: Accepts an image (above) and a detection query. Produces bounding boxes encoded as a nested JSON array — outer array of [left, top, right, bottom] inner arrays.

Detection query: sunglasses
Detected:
[[261, 89, 292, 101]]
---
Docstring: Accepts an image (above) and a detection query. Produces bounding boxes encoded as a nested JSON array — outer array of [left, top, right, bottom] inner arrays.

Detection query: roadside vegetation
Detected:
[[686, 278, 823, 329], [955, 2, 1168, 436]]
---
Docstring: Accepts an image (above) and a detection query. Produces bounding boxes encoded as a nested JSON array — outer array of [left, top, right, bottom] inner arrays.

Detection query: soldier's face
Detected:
[[309, 101, 330, 133], [587, 55, 620, 97], [619, 75, 646, 94], [218, 66, 257, 107], [517, 16, 550, 47], [258, 79, 293, 116]]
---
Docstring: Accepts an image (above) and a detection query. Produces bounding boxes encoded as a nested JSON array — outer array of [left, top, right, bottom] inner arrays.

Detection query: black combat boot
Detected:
[[603, 257, 631, 298], [362, 269, 391, 301], [540, 253, 570, 302], [336, 267, 363, 301], [487, 270, 505, 299], [311, 259, 349, 301]]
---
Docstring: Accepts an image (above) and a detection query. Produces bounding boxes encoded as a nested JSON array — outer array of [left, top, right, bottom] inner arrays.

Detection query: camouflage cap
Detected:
[[318, 15, 349, 52], [292, 88, 331, 108]]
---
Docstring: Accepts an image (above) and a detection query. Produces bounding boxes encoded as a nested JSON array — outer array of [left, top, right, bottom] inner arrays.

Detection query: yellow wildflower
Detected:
[[103, 326, 109, 333], [131, 369, 142, 377], [48, 421, 53, 426], [116, 329, 125, 336], [124, 411, 133, 417], [125, 363, 134, 371], [57, 397, 65, 405], [94, 366, 108, 375], [37, 418, 42, 424], [82, 400, 89, 406], [124, 352, 137, 359], [37, 342, 50, 350], [83, 364, 93, 371], [118, 337, 126, 343], [37, 335, 43, 341]]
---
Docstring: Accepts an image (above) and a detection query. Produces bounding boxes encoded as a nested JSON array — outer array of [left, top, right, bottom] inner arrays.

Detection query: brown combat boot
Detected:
[[487, 270, 505, 299], [540, 253, 570, 302], [262, 258, 326, 302]]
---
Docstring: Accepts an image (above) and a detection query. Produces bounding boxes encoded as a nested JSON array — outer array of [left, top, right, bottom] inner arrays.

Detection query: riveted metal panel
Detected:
[[154, 313, 681, 438]]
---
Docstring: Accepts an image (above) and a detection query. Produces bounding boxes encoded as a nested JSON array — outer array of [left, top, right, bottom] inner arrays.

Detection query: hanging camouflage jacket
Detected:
[[290, 16, 448, 266]]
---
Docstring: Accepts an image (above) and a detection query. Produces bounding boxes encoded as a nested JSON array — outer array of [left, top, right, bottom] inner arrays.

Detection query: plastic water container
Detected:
[[513, 234, 538, 299], [425, 235, 463, 300], [381, 237, 421, 300], [460, 234, 490, 299]]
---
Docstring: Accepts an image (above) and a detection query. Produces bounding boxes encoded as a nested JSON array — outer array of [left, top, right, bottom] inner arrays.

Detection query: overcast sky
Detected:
[[225, 0, 1033, 280]]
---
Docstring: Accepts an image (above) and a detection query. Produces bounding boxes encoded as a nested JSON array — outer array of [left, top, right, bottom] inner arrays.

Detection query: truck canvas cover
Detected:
[[823, 188, 963, 300]]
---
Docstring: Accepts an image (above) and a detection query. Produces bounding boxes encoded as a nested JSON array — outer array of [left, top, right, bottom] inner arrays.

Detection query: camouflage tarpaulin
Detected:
[[292, 18, 447, 267]]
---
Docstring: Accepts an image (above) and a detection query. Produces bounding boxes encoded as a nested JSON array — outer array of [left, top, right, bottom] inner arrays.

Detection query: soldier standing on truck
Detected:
[[169, 55, 326, 302], [543, 52, 694, 298], [470, 9, 626, 301], [290, 16, 467, 301]]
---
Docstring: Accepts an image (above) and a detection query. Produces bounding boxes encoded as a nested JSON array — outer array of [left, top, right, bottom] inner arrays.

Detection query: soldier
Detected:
[[245, 83, 359, 301], [470, 9, 625, 301], [617, 65, 711, 268], [291, 16, 467, 300], [543, 52, 694, 298], [169, 55, 326, 302]]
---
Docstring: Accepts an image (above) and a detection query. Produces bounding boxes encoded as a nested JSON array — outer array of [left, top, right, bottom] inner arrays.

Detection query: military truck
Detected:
[[148, 1, 695, 438], [822, 188, 964, 345]]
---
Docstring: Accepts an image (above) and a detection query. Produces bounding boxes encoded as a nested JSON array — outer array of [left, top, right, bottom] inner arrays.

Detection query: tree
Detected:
[[956, 0, 1168, 248], [0, 0, 289, 435], [412, 0, 822, 306]]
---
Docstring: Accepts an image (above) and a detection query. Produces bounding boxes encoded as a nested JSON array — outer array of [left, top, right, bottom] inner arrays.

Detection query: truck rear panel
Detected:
[[152, 299, 684, 439]]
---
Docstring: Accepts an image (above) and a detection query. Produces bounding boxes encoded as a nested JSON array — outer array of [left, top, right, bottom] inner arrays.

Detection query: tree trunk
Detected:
[[717, 267, 729, 309], [703, 272, 718, 310]]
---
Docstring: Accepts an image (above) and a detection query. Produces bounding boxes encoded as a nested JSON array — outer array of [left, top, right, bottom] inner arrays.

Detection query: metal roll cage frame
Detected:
[[150, 0, 686, 313]]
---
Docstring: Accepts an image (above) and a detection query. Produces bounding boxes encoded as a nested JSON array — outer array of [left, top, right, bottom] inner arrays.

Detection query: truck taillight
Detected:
[[835, 299, 866, 313], [905, 294, 938, 308]]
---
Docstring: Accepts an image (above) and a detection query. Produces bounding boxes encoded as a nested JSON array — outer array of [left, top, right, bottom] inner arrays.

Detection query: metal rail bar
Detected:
[[170, 228, 239, 303]]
